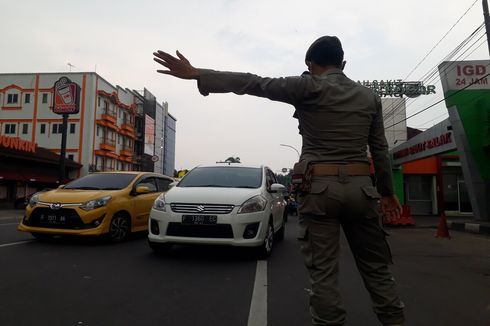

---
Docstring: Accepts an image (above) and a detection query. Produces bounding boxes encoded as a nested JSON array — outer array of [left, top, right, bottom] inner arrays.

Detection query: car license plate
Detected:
[[40, 214, 67, 225], [182, 215, 217, 225]]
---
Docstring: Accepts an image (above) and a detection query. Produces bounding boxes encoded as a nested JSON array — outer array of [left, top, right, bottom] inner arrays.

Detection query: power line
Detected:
[[403, 0, 479, 81], [385, 69, 490, 129], [382, 23, 486, 122]]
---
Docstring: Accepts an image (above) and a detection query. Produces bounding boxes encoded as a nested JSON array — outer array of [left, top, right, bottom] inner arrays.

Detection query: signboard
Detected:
[[144, 114, 155, 155], [391, 119, 456, 165], [438, 60, 490, 221], [151, 155, 159, 162], [0, 135, 37, 153], [52, 77, 80, 115], [357, 80, 436, 98]]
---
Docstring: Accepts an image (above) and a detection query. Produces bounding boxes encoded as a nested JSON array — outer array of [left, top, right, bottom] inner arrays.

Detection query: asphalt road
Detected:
[[0, 210, 489, 326]]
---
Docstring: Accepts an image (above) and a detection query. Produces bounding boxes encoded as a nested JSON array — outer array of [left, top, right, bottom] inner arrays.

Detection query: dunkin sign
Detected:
[[52, 77, 80, 115]]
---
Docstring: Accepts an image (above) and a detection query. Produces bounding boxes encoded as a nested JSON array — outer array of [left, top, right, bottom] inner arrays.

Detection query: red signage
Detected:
[[393, 132, 453, 160], [53, 77, 80, 115], [0, 135, 37, 153]]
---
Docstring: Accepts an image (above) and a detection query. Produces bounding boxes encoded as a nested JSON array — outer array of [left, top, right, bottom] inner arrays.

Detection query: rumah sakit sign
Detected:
[[52, 77, 80, 115]]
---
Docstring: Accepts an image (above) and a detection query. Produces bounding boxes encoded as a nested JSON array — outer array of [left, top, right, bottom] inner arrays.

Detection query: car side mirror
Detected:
[[269, 183, 286, 193], [135, 186, 150, 194], [58, 185, 65, 189], [169, 181, 178, 189]]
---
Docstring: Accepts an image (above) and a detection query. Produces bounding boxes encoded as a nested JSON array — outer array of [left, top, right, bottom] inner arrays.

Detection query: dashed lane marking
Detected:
[[247, 260, 268, 326]]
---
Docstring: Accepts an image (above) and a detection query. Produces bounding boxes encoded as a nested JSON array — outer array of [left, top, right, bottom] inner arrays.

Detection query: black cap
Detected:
[[305, 36, 344, 67]]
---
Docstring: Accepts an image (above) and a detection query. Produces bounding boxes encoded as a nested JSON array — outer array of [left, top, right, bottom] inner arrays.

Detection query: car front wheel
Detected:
[[257, 222, 274, 258], [108, 214, 131, 242]]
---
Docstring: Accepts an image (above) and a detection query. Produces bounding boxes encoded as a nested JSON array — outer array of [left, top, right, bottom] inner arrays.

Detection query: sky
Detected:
[[1, 0, 487, 173]]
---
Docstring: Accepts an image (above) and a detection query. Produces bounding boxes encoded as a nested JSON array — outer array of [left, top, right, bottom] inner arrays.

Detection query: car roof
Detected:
[[195, 163, 265, 169]]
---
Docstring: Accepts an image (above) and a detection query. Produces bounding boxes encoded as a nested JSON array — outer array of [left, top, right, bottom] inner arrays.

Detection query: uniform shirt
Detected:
[[197, 68, 394, 196]]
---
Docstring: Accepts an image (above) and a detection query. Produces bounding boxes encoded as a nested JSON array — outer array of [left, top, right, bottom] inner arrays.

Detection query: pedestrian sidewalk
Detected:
[[394, 215, 490, 236]]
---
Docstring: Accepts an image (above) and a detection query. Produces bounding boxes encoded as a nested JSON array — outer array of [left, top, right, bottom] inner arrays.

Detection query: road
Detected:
[[0, 210, 489, 326]]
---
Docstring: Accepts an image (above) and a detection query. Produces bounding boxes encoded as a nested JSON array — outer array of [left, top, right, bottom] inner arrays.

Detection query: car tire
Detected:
[[257, 222, 274, 259], [148, 240, 173, 254], [31, 232, 53, 241], [107, 214, 131, 242], [276, 213, 287, 241]]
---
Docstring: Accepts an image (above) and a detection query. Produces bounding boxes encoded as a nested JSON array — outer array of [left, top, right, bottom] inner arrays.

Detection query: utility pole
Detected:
[[483, 0, 490, 56]]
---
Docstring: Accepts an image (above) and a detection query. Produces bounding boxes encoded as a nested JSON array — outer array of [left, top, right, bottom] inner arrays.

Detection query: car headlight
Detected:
[[80, 196, 112, 211], [238, 195, 267, 214], [153, 194, 167, 212], [28, 194, 39, 207]]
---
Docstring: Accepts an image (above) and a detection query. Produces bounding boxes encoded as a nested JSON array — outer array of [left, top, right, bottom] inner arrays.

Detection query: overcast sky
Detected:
[[1, 0, 486, 172]]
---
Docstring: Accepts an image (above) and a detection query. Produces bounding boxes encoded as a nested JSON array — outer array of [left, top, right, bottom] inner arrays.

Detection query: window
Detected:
[[42, 93, 48, 104], [97, 126, 100, 137], [40, 124, 46, 134], [5, 124, 16, 134], [52, 123, 63, 134], [70, 123, 76, 134], [67, 154, 74, 161], [25, 94, 31, 104], [98, 97, 101, 107], [7, 94, 18, 104], [156, 178, 172, 192], [136, 177, 157, 192], [22, 124, 28, 134]]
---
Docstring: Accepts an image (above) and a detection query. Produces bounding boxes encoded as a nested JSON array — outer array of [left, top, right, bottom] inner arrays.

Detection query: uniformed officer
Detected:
[[153, 35, 405, 326]]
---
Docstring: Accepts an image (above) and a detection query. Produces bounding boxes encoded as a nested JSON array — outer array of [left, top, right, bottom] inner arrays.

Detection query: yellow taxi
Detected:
[[18, 171, 174, 241]]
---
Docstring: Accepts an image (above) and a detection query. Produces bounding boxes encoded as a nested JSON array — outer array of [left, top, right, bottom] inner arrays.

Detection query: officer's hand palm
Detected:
[[380, 195, 402, 220]]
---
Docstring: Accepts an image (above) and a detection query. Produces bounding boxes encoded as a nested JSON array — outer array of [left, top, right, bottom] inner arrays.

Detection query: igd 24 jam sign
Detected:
[[456, 64, 488, 86], [52, 77, 80, 115]]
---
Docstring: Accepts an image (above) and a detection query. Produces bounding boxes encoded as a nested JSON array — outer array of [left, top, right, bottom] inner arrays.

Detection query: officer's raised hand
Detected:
[[153, 50, 199, 80]]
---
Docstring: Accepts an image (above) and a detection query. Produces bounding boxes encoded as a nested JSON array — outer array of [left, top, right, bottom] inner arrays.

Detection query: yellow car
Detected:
[[18, 171, 174, 241]]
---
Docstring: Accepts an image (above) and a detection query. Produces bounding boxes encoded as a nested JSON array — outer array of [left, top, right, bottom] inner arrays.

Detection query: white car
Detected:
[[148, 163, 287, 257]]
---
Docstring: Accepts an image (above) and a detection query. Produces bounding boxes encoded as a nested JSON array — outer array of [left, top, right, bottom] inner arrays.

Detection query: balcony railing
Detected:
[[100, 137, 116, 151]]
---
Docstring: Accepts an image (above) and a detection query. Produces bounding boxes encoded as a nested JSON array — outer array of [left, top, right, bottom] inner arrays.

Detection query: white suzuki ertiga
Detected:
[[148, 163, 287, 258]]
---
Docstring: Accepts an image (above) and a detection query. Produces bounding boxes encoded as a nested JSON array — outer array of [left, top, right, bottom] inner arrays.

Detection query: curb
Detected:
[[447, 221, 490, 235]]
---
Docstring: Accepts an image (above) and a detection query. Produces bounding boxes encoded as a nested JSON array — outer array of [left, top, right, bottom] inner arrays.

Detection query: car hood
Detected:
[[37, 188, 119, 204], [165, 187, 262, 205]]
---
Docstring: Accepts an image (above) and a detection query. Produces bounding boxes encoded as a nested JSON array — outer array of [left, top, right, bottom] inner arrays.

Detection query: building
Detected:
[[0, 72, 176, 205]]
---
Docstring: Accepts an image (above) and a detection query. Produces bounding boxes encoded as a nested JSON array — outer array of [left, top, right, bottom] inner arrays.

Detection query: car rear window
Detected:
[[64, 173, 137, 190], [178, 167, 262, 188]]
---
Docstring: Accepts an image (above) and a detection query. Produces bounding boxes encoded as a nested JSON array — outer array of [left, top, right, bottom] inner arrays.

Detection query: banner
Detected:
[[144, 114, 155, 155]]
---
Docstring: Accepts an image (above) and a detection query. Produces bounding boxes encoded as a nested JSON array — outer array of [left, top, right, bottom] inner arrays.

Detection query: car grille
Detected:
[[170, 203, 234, 214], [166, 223, 234, 238], [26, 207, 87, 229]]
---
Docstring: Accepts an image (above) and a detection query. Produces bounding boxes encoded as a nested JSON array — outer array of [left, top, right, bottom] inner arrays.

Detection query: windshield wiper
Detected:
[[66, 186, 101, 190], [183, 184, 227, 188], [235, 186, 258, 188], [100, 187, 121, 190]]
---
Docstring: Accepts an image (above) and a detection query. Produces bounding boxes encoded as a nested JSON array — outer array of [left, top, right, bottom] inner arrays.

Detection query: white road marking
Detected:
[[0, 240, 32, 248], [247, 260, 268, 326]]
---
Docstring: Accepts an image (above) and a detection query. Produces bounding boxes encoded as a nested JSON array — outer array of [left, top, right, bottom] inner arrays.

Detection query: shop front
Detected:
[[0, 135, 81, 208], [391, 119, 473, 216]]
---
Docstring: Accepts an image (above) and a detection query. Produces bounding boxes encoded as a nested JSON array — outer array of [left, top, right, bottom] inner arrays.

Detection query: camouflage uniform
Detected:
[[197, 67, 405, 325]]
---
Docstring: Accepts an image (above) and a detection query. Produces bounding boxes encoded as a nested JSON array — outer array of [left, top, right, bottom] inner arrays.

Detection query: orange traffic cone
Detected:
[[435, 214, 451, 238]]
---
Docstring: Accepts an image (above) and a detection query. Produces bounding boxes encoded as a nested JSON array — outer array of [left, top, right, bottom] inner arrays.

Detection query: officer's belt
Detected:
[[311, 163, 370, 176]]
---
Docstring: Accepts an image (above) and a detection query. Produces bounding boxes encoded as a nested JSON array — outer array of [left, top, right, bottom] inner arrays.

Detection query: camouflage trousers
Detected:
[[297, 175, 405, 325]]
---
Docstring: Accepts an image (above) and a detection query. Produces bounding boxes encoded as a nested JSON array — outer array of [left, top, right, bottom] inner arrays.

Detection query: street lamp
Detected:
[[280, 143, 300, 158]]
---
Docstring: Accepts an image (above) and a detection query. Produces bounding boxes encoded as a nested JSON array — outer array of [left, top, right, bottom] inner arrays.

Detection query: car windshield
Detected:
[[64, 173, 137, 190], [178, 167, 262, 188]]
